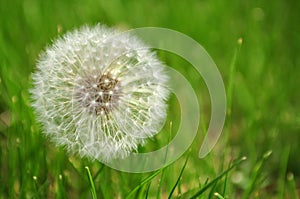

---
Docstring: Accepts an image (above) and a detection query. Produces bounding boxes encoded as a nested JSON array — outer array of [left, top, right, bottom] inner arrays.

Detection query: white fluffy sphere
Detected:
[[31, 24, 169, 162]]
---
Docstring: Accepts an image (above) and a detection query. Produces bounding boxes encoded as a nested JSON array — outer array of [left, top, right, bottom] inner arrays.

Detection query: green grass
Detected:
[[1, 0, 300, 198]]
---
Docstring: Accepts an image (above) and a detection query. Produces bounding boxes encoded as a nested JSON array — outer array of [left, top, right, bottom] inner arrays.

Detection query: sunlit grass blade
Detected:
[[227, 37, 243, 118], [222, 161, 230, 197], [208, 181, 218, 198], [156, 168, 166, 199], [190, 156, 247, 199], [242, 150, 272, 199], [287, 172, 299, 199], [135, 180, 151, 199], [157, 122, 173, 199], [31, 176, 49, 199], [222, 38, 243, 198], [32, 176, 41, 199], [125, 169, 161, 199], [136, 180, 152, 199], [145, 182, 151, 199], [214, 192, 225, 199], [85, 166, 97, 199], [168, 153, 190, 199], [56, 174, 66, 199], [278, 146, 290, 199]]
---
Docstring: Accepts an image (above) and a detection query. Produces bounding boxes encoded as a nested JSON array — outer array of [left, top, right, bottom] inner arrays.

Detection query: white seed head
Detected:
[[30, 24, 169, 162]]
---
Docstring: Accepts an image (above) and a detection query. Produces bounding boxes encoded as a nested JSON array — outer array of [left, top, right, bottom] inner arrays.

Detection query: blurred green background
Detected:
[[1, 0, 299, 198]]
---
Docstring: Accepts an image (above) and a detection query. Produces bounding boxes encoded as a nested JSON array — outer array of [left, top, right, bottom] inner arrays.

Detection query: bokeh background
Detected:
[[1, 0, 299, 198]]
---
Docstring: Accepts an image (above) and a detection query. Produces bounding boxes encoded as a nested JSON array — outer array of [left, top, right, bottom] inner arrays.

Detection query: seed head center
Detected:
[[76, 72, 121, 116], [95, 73, 120, 115]]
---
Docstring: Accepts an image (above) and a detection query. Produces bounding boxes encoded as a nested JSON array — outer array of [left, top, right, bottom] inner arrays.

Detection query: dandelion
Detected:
[[31, 24, 169, 162]]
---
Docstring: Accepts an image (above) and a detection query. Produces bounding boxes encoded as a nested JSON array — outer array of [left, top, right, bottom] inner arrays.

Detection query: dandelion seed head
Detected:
[[31, 24, 169, 162]]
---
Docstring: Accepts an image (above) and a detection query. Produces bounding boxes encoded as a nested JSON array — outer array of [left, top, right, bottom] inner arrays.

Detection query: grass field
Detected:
[[1, 0, 300, 198]]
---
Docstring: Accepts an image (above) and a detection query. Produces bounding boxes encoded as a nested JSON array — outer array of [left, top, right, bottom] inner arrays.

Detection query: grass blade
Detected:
[[278, 146, 290, 199], [93, 163, 105, 180], [168, 154, 190, 199], [222, 160, 232, 197], [214, 192, 225, 199], [157, 167, 166, 199], [85, 166, 97, 199], [125, 169, 161, 199], [145, 182, 151, 199], [208, 181, 218, 198], [190, 156, 247, 199], [56, 174, 66, 199], [157, 122, 173, 199], [227, 37, 243, 118], [242, 150, 272, 199], [287, 172, 299, 199]]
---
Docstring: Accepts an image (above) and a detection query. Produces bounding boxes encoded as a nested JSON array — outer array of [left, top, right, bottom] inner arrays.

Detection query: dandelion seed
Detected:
[[30, 24, 169, 162]]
